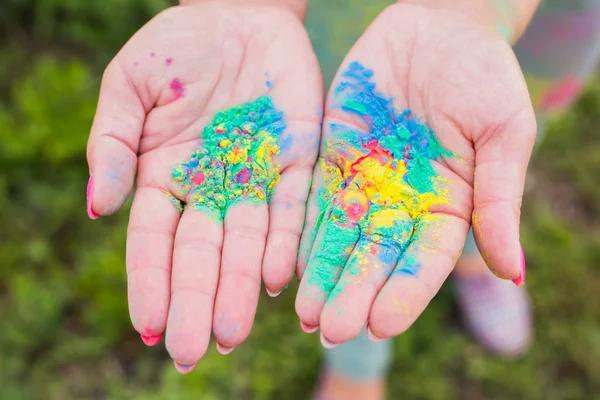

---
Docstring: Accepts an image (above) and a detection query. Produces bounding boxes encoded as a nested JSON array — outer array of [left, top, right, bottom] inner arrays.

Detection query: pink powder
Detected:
[[235, 168, 251, 184], [192, 171, 205, 185], [170, 78, 185, 101]]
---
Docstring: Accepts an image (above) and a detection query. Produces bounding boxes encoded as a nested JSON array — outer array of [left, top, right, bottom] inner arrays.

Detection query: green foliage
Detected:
[[1, 1, 600, 399], [0, 0, 170, 65], [0, 58, 96, 163]]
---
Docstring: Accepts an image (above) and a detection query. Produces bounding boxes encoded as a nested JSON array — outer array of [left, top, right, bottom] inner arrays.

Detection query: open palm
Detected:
[[86, 2, 322, 369], [296, 4, 535, 346]]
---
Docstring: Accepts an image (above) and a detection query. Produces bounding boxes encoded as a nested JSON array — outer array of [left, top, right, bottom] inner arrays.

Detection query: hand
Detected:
[[86, 1, 322, 368], [295, 3, 535, 346]]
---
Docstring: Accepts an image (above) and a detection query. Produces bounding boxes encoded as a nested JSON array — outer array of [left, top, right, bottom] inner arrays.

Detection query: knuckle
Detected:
[[226, 225, 266, 243], [175, 237, 222, 256]]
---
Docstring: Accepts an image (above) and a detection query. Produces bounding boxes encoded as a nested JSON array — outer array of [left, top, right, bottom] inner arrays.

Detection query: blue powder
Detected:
[[332, 62, 452, 194], [377, 242, 402, 266], [396, 258, 421, 277], [308, 61, 451, 297], [278, 132, 294, 153], [265, 72, 273, 89]]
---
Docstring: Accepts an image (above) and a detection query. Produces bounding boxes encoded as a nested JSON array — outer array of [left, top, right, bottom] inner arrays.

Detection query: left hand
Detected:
[[86, 1, 322, 367], [295, 3, 536, 346]]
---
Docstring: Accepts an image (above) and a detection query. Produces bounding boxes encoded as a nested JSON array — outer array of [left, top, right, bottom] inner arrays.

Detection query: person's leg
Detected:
[[455, 0, 600, 356], [314, 330, 392, 400]]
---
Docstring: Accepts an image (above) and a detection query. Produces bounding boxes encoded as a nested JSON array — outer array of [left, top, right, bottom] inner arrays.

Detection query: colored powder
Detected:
[[166, 57, 173, 65], [170, 78, 184, 100], [265, 72, 273, 89], [172, 96, 286, 220], [278, 132, 294, 153], [495, 24, 512, 41], [492, 0, 517, 41], [397, 258, 421, 276], [162, 190, 185, 212], [307, 62, 450, 297]]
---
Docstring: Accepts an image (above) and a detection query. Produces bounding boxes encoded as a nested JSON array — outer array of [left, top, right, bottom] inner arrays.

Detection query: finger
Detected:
[[262, 166, 312, 296], [368, 214, 469, 339], [126, 186, 181, 343], [473, 110, 536, 281], [166, 208, 223, 365], [87, 59, 148, 217], [296, 165, 324, 280], [295, 191, 361, 328], [213, 202, 268, 351], [320, 207, 413, 344]]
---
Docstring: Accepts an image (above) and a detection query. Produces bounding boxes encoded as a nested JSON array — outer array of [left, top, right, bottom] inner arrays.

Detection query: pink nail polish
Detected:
[[512, 244, 526, 287], [300, 321, 319, 334], [140, 334, 163, 346], [265, 287, 282, 297], [366, 325, 386, 343], [87, 176, 100, 220], [320, 333, 339, 349], [173, 361, 196, 374], [216, 342, 236, 355]]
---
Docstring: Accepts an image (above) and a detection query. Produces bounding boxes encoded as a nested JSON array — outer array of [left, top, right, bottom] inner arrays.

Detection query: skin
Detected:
[[402, 0, 540, 43], [296, 2, 538, 346], [318, 373, 384, 400], [86, 0, 322, 369]]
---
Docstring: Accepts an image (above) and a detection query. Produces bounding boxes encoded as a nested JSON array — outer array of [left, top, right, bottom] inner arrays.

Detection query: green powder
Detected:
[[304, 62, 451, 301], [171, 96, 286, 220]]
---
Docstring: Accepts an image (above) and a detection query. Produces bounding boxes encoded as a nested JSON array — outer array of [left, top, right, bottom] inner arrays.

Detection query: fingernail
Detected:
[[366, 325, 386, 343], [300, 321, 318, 334], [87, 176, 100, 220], [140, 334, 163, 346], [173, 361, 196, 374], [265, 287, 282, 297], [512, 243, 526, 287], [216, 342, 236, 355], [320, 333, 339, 349]]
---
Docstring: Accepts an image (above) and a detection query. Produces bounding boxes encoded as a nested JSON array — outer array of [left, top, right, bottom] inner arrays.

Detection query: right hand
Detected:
[[295, 3, 535, 346]]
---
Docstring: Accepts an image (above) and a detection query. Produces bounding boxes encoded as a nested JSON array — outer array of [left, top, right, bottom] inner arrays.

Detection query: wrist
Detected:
[[180, 0, 308, 20], [397, 0, 540, 43]]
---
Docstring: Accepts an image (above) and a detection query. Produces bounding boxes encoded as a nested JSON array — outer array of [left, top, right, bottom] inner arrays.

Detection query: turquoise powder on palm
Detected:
[[172, 96, 286, 220], [307, 62, 451, 299]]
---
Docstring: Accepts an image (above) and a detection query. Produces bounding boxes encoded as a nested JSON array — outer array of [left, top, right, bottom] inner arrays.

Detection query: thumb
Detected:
[[472, 108, 536, 284], [86, 59, 147, 219]]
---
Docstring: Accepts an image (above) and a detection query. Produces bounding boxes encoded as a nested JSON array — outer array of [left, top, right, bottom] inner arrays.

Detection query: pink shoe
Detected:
[[454, 271, 533, 356]]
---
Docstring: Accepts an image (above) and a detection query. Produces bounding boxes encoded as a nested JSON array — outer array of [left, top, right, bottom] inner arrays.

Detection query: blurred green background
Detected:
[[1, 1, 600, 399]]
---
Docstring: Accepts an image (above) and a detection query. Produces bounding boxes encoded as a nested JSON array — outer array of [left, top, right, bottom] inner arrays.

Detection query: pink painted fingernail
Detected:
[[87, 176, 100, 220], [266, 287, 282, 297], [300, 321, 318, 334], [140, 334, 163, 346], [173, 361, 196, 374], [366, 325, 386, 343], [216, 342, 236, 355], [320, 333, 340, 349], [512, 244, 526, 287]]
